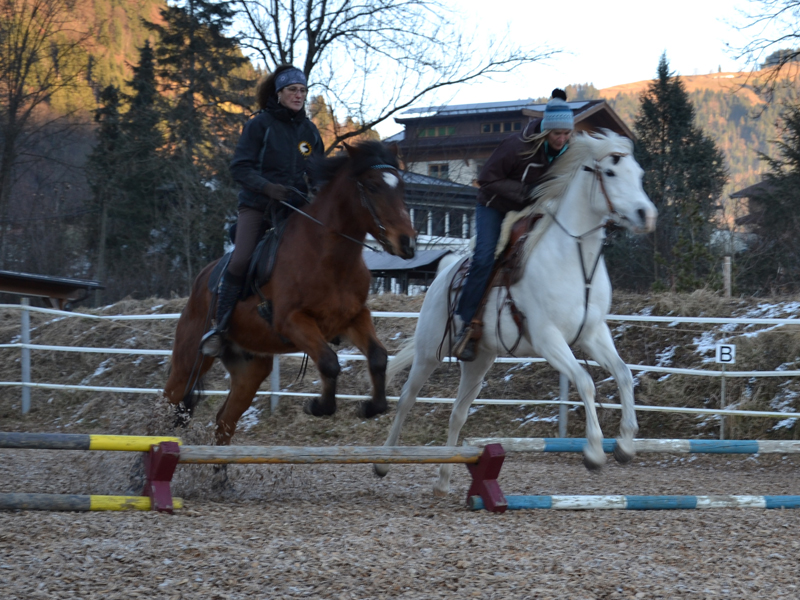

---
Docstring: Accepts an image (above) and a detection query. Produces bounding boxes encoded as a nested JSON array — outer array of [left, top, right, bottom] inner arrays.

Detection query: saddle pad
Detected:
[[207, 220, 288, 300]]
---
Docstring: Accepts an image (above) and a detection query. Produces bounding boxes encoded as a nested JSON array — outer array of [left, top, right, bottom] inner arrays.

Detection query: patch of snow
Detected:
[[148, 304, 164, 312], [468, 406, 483, 415], [655, 346, 676, 367], [81, 359, 113, 384], [391, 332, 402, 340], [239, 405, 261, 431], [770, 418, 797, 431]]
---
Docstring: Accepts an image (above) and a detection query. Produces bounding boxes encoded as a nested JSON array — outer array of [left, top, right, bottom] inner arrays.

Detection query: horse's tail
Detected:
[[386, 337, 416, 386]]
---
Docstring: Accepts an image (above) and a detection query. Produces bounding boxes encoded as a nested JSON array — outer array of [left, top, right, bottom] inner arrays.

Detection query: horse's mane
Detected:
[[496, 130, 634, 259], [310, 140, 400, 187]]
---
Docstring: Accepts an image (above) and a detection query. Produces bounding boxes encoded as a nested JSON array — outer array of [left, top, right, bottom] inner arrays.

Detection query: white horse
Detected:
[[376, 130, 657, 496]]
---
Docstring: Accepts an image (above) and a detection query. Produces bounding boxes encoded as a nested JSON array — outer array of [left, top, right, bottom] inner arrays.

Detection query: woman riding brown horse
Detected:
[[164, 141, 416, 445]]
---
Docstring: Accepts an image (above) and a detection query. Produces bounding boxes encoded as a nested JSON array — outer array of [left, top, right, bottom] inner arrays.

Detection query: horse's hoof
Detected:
[[357, 400, 387, 419], [303, 398, 336, 417], [613, 444, 634, 464], [373, 464, 389, 478], [211, 465, 230, 491], [582, 454, 604, 472], [173, 404, 192, 428], [433, 485, 449, 498]]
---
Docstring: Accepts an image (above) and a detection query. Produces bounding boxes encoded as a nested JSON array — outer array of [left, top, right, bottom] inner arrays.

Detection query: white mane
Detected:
[[495, 130, 634, 258]]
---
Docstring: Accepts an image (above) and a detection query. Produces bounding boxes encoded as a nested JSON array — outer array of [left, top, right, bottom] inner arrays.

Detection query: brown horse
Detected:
[[164, 141, 416, 445]]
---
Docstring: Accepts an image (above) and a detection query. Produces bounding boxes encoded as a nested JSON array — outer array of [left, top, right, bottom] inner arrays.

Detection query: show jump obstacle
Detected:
[[0, 432, 508, 513], [464, 437, 800, 454], [465, 436, 800, 511]]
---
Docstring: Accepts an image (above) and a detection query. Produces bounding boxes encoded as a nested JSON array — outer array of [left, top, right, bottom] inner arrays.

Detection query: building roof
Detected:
[[395, 99, 600, 123], [0, 270, 104, 309], [399, 170, 478, 207], [730, 180, 775, 199], [363, 249, 452, 273]]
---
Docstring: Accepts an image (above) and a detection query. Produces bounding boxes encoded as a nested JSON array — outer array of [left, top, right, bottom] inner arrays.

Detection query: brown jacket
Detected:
[[476, 119, 557, 214]]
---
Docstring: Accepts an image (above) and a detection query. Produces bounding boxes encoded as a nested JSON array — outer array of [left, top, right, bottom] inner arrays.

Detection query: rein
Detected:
[[280, 163, 400, 253], [549, 151, 628, 346]]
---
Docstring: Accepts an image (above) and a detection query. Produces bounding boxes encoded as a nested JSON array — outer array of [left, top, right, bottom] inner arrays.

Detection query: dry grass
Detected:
[[1, 291, 799, 447]]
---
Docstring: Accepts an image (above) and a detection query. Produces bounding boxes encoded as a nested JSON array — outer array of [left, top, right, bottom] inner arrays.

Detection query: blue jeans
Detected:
[[456, 203, 504, 325]]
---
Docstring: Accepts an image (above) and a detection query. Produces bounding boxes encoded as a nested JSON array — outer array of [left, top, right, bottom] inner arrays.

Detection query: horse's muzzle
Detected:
[[398, 235, 415, 259]]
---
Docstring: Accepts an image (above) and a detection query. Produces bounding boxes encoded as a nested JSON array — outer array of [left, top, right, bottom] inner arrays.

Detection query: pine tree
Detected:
[[85, 85, 125, 303], [738, 104, 800, 292], [144, 0, 249, 290], [608, 54, 727, 291]]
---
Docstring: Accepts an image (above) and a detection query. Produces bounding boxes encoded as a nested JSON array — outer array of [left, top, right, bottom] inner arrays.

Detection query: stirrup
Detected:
[[200, 328, 225, 357], [454, 326, 478, 362]]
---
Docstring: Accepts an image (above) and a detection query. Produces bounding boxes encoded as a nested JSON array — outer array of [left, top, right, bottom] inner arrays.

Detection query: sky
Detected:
[[376, 0, 768, 136]]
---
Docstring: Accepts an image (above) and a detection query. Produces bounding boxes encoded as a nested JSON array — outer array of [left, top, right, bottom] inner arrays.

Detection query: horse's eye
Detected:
[[612, 155, 621, 165], [605, 170, 616, 177]]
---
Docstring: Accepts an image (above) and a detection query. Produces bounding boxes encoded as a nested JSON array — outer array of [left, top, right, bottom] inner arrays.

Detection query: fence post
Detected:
[[720, 364, 726, 440], [270, 355, 280, 414], [723, 256, 731, 299], [558, 373, 569, 438], [21, 297, 31, 415]]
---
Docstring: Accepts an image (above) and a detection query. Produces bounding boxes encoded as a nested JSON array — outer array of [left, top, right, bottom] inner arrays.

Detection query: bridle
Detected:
[[548, 150, 629, 346], [280, 163, 402, 253], [355, 163, 399, 252]]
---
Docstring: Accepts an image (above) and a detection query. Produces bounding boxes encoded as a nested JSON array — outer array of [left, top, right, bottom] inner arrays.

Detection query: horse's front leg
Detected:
[[579, 323, 638, 464], [344, 308, 388, 418], [535, 327, 606, 470], [278, 311, 340, 417], [434, 351, 496, 497]]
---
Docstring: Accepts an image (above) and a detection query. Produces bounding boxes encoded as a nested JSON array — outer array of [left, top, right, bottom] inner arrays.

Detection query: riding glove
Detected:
[[262, 182, 288, 201]]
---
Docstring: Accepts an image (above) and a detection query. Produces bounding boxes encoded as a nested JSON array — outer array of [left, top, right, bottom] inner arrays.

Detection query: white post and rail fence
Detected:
[[2, 303, 799, 440]]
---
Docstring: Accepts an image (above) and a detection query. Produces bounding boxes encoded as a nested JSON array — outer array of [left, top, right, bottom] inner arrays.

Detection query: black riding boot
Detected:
[[200, 271, 244, 356]]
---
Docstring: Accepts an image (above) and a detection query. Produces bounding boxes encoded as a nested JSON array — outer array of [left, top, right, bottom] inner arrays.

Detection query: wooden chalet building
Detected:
[[389, 98, 634, 188], [376, 98, 633, 291]]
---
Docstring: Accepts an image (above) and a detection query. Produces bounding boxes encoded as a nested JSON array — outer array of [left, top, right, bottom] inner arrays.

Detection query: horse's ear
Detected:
[[342, 142, 357, 157], [387, 142, 400, 158]]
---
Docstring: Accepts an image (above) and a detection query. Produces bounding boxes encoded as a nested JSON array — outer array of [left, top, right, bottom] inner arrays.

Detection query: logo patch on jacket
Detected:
[[298, 141, 312, 157]]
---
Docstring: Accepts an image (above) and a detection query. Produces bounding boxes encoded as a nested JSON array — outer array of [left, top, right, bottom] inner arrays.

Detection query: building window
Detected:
[[428, 164, 449, 179], [481, 121, 522, 134], [418, 125, 456, 138]]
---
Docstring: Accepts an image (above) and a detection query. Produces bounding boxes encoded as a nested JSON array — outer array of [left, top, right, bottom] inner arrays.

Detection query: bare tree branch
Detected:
[[233, 0, 556, 150], [729, 0, 800, 102]]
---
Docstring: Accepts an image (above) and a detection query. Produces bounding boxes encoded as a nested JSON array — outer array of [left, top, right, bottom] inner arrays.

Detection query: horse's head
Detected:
[[342, 141, 416, 258], [583, 132, 657, 234]]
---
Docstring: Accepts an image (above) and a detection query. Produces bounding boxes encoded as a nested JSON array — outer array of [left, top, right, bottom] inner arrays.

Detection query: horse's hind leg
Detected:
[[215, 352, 274, 445], [373, 350, 442, 478], [579, 324, 638, 464], [434, 352, 495, 497], [164, 321, 216, 425], [163, 274, 217, 423], [345, 308, 388, 418]]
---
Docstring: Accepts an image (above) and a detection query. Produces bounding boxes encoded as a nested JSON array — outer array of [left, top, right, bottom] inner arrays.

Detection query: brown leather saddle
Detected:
[[446, 212, 543, 354]]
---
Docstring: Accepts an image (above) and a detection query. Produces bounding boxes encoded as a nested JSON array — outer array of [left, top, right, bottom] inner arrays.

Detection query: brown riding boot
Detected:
[[454, 320, 482, 362]]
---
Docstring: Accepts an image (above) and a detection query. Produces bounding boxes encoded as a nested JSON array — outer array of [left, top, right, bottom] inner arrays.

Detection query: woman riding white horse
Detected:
[[377, 130, 657, 496]]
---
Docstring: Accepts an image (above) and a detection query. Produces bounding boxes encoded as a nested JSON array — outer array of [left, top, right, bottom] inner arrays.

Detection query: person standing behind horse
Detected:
[[200, 65, 324, 356], [454, 89, 574, 361]]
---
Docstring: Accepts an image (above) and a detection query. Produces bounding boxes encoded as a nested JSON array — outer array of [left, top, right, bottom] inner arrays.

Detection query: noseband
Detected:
[[281, 163, 402, 252], [356, 163, 400, 252], [581, 151, 628, 216]]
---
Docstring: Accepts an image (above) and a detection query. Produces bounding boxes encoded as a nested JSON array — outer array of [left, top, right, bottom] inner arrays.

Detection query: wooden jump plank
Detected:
[[0, 493, 184, 511], [0, 432, 181, 452], [464, 437, 800, 454], [178, 445, 484, 464]]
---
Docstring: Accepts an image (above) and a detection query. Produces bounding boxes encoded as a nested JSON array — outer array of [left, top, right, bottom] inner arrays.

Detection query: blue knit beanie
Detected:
[[275, 67, 307, 92], [541, 91, 574, 131]]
